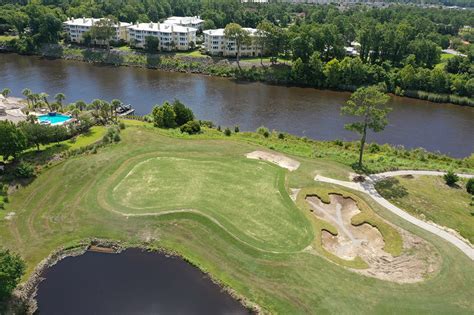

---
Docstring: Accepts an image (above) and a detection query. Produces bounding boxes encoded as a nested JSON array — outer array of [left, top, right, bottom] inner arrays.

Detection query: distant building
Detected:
[[127, 22, 197, 51], [63, 17, 131, 43], [203, 28, 260, 57], [163, 16, 204, 30]]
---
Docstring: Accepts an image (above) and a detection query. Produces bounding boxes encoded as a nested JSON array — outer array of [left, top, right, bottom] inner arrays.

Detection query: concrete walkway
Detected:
[[314, 170, 474, 261]]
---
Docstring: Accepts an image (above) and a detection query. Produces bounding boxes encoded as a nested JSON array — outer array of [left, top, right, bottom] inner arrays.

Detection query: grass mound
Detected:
[[104, 156, 312, 251]]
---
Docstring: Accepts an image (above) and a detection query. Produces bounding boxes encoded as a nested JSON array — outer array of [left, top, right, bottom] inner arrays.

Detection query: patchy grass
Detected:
[[19, 126, 106, 165], [66, 126, 106, 150], [440, 53, 455, 61], [376, 175, 474, 244], [176, 50, 208, 58], [1, 124, 473, 313], [0, 35, 17, 41]]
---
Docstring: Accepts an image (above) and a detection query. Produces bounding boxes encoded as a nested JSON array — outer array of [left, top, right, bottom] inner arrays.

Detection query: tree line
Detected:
[[0, 1, 472, 101]]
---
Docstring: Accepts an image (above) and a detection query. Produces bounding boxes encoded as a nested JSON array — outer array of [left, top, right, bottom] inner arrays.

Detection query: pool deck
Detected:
[[0, 96, 27, 123]]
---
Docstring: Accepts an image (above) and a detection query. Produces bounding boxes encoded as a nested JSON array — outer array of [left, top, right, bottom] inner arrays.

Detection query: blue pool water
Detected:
[[38, 114, 72, 125]]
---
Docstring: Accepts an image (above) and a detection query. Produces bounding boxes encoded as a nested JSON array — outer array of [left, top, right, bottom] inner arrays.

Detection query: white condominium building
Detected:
[[63, 17, 131, 43], [203, 28, 259, 57], [163, 16, 204, 30], [127, 22, 197, 51]]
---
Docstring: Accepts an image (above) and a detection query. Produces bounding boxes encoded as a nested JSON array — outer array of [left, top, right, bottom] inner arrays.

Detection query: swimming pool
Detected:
[[38, 113, 72, 125]]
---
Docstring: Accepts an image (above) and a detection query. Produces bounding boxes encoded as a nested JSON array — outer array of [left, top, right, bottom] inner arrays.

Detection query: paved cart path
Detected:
[[314, 170, 474, 261]]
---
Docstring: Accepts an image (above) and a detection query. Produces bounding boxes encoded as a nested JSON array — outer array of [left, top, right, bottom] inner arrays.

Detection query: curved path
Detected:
[[314, 170, 474, 261]]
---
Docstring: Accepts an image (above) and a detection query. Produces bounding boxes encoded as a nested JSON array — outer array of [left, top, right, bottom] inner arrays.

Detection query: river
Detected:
[[35, 249, 250, 314], [1, 53, 473, 157]]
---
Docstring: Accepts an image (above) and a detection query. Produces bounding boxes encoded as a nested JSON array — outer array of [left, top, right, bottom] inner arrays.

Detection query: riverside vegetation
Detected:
[[0, 1, 473, 105], [0, 89, 474, 312]]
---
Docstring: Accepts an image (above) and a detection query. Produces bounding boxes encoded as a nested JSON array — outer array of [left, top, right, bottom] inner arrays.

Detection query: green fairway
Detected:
[[376, 175, 474, 243], [1, 122, 473, 314], [107, 156, 312, 251]]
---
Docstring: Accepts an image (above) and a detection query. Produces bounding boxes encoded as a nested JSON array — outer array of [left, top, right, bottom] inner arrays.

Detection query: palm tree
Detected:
[[111, 99, 122, 121], [54, 93, 66, 109], [30, 93, 39, 107], [1, 88, 11, 98], [71, 108, 81, 119], [89, 99, 103, 121], [26, 114, 38, 124], [101, 101, 111, 123], [22, 88, 32, 108], [75, 100, 87, 111], [39, 93, 51, 111]]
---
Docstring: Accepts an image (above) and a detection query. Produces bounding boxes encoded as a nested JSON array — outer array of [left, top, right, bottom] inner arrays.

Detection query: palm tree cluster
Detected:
[[3, 87, 127, 126], [86, 98, 123, 124], [17, 88, 123, 125], [21, 88, 68, 112]]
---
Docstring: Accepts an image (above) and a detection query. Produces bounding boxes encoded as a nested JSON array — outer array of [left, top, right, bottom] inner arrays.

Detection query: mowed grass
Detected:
[[107, 156, 312, 251], [376, 175, 474, 243], [0, 123, 473, 313]]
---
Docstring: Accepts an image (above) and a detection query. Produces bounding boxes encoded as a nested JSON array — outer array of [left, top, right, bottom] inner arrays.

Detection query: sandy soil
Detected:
[[306, 194, 440, 283], [246, 151, 300, 171]]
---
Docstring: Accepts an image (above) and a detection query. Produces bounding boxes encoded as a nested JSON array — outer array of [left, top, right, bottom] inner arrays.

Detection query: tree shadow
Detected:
[[374, 178, 409, 199]]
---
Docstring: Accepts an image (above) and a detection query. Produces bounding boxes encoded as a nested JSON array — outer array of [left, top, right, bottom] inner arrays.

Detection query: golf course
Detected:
[[1, 121, 474, 314]]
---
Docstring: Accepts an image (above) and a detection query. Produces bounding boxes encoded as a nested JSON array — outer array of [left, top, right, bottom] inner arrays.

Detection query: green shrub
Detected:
[[103, 126, 121, 144], [278, 133, 285, 140], [217, 125, 221, 132], [368, 143, 380, 153], [444, 171, 459, 186], [172, 100, 194, 126], [467, 178, 474, 195], [151, 102, 176, 128], [234, 125, 240, 133], [333, 139, 343, 146], [224, 128, 232, 136], [180, 121, 201, 135], [113, 133, 121, 142], [257, 126, 269, 136], [199, 120, 214, 128], [119, 122, 126, 130], [15, 162, 35, 179]]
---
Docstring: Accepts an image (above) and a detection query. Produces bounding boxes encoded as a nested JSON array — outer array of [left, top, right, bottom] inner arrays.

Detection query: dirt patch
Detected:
[[246, 151, 300, 171], [306, 194, 440, 283]]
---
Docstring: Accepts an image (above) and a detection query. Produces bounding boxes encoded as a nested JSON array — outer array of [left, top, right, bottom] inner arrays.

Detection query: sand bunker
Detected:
[[306, 194, 440, 283], [246, 151, 300, 171]]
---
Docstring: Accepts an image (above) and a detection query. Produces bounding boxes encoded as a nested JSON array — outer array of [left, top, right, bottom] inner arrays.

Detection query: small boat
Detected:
[[116, 104, 135, 116]]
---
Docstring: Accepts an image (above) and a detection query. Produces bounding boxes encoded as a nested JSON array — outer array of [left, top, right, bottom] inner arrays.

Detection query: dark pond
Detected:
[[35, 249, 250, 315], [1, 53, 473, 157]]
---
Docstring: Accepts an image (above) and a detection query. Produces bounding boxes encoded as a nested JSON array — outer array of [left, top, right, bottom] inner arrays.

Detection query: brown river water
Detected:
[[1, 53, 473, 157]]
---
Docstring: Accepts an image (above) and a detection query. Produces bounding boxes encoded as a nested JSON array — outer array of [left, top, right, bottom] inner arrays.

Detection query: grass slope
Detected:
[[376, 175, 474, 244], [0, 123, 473, 314]]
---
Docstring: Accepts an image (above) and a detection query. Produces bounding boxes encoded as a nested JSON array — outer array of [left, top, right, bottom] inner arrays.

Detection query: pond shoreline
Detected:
[[8, 239, 259, 315]]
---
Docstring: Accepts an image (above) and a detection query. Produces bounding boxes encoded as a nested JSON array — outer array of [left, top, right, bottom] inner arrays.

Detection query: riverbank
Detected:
[[7, 239, 257, 315], [2, 52, 473, 157], [1, 41, 472, 107]]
